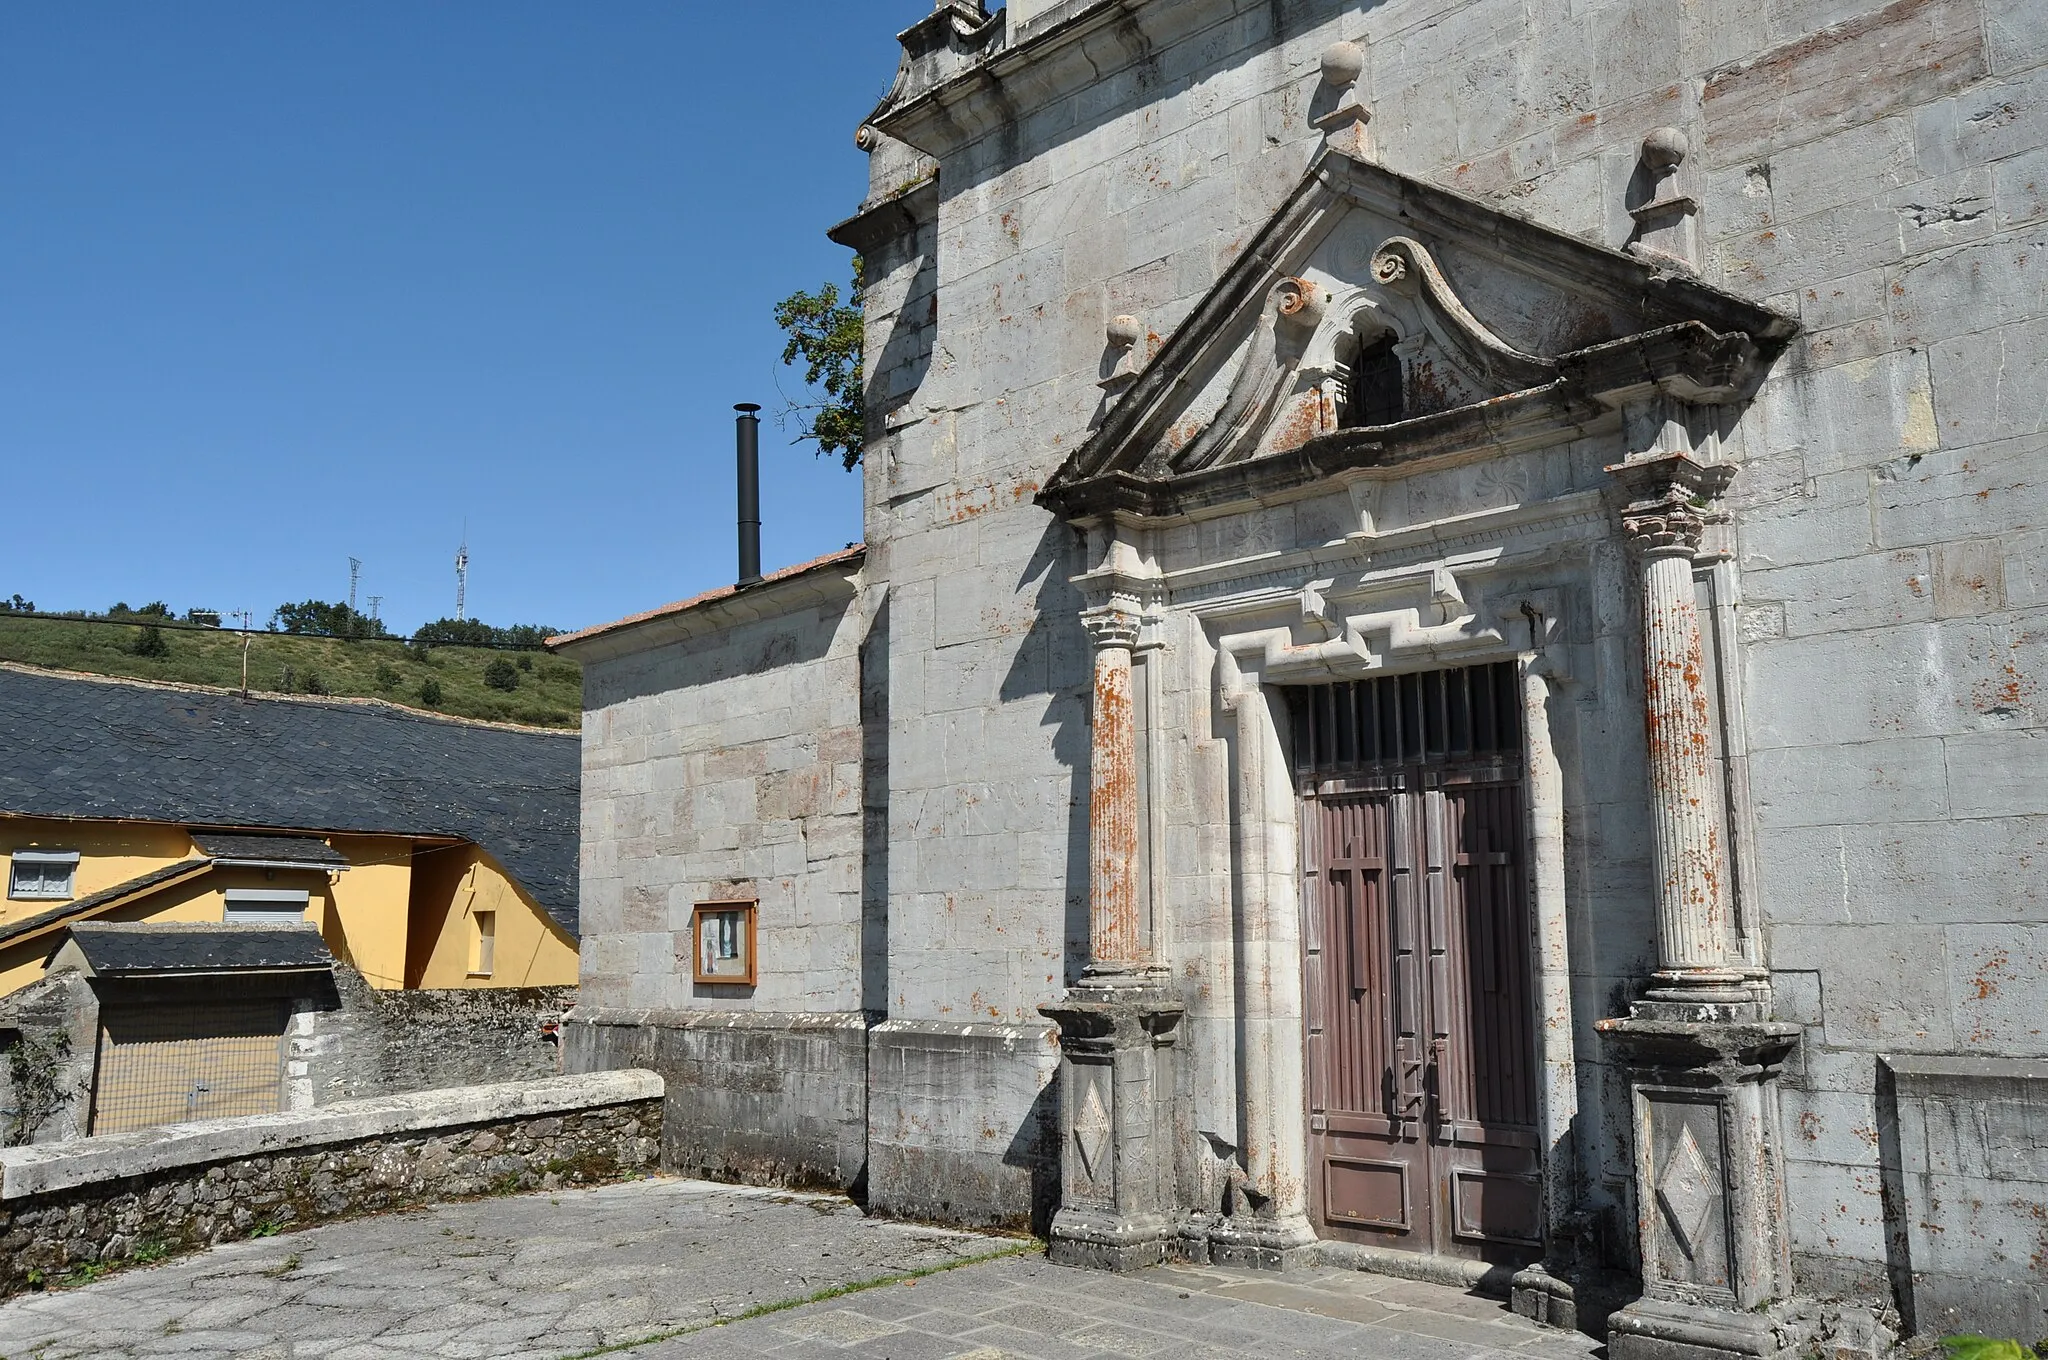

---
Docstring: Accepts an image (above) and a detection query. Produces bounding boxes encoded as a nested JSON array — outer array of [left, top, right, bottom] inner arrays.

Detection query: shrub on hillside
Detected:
[[418, 677, 444, 708], [130, 625, 170, 659], [374, 663, 402, 691], [301, 671, 329, 696], [483, 659, 520, 692]]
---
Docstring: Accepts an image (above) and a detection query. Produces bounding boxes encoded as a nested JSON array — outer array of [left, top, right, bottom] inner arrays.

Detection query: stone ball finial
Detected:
[[1107, 315, 1144, 349], [1319, 41, 1365, 89], [1641, 126, 1689, 175]]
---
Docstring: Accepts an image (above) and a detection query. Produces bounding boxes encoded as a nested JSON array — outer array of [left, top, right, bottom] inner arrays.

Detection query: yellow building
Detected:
[[0, 666, 580, 1000]]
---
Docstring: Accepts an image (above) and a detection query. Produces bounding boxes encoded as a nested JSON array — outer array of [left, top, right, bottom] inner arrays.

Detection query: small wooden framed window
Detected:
[[470, 910, 496, 977], [691, 901, 757, 987]]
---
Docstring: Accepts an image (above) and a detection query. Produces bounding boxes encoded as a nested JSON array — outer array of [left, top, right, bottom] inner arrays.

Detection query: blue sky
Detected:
[[0, 4, 921, 633]]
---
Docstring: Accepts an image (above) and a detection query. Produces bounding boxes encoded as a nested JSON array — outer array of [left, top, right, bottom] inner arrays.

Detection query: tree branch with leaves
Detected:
[[773, 260, 865, 471]]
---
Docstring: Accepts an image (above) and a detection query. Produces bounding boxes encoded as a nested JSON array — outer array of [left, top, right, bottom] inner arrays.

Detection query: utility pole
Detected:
[[348, 558, 361, 614], [234, 610, 254, 698]]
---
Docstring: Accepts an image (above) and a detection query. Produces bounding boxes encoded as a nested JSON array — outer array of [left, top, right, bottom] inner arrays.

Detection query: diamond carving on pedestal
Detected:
[[1656, 1125, 1716, 1260], [1074, 1077, 1112, 1182]]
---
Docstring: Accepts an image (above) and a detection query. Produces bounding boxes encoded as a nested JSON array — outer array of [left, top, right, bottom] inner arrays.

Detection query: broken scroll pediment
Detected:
[[1044, 146, 1796, 511]]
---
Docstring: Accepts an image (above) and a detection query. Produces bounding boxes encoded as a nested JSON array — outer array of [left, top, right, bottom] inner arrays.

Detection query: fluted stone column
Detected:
[[1084, 606, 1143, 976], [1615, 453, 1746, 1004], [1601, 449, 1802, 1360], [1041, 594, 1184, 1271]]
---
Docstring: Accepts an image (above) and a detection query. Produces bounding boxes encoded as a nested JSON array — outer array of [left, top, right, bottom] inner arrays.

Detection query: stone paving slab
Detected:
[[636, 1257, 1602, 1360], [0, 1176, 1602, 1360], [0, 1177, 1009, 1360]]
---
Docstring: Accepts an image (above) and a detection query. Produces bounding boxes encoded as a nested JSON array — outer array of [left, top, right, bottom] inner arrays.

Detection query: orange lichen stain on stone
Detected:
[[1972, 949, 2011, 1000], [1798, 1111, 1823, 1141], [1269, 393, 1326, 453]]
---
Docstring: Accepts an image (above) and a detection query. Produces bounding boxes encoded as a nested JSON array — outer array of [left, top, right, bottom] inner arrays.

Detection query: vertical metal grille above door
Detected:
[[91, 1001, 290, 1135], [1292, 662, 1522, 776]]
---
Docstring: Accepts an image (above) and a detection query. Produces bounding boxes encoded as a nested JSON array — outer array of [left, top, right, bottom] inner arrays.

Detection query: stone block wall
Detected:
[[0, 1070, 662, 1298], [577, 589, 868, 1015], [301, 964, 574, 1106]]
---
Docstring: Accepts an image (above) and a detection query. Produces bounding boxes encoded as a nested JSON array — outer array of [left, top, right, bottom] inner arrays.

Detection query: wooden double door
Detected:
[[1295, 666, 1543, 1263]]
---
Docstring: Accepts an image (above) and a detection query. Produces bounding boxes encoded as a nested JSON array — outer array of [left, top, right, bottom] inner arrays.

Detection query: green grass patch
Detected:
[[0, 616, 580, 729], [556, 1240, 1040, 1360]]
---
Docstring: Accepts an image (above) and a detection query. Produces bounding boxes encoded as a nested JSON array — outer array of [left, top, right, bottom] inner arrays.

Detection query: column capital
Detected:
[[1607, 452, 1735, 559], [1081, 605, 1143, 651]]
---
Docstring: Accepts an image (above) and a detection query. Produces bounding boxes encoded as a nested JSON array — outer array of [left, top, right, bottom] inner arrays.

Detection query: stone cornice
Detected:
[[865, 0, 1240, 159]]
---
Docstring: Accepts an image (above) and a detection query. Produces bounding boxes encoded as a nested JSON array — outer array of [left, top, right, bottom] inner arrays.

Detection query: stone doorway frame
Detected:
[[1203, 601, 1580, 1295]]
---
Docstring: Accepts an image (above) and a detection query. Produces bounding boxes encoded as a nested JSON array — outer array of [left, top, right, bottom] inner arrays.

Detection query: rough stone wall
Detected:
[[0, 973, 98, 1146], [0, 1097, 659, 1297], [301, 965, 574, 1106], [854, 0, 2043, 1316]]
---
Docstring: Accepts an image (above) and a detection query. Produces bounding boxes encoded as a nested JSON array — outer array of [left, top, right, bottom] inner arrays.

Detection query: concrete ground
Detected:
[[0, 1177, 1601, 1360]]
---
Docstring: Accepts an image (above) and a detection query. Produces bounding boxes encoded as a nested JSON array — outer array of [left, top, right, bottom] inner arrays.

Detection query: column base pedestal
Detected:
[[1609, 1296, 1787, 1360], [1047, 1207, 1180, 1272], [1197, 1212, 1318, 1271]]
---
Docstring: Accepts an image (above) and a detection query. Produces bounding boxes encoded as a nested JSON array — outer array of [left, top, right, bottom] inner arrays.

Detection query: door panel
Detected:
[[92, 1001, 288, 1135], [1299, 663, 1541, 1264]]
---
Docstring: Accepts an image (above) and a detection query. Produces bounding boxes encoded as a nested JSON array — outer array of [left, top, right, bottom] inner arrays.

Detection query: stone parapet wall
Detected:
[[0, 1069, 662, 1297], [566, 1009, 868, 1192]]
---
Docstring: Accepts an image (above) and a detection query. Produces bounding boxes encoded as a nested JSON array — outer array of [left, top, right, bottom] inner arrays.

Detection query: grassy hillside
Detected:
[[0, 615, 581, 729]]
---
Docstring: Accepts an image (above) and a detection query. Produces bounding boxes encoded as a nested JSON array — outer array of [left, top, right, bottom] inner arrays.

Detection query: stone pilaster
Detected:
[[1602, 449, 1803, 1360]]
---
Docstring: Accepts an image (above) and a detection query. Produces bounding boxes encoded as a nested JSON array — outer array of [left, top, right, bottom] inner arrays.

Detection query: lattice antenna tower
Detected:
[[348, 558, 361, 613], [366, 595, 383, 628], [455, 528, 469, 622]]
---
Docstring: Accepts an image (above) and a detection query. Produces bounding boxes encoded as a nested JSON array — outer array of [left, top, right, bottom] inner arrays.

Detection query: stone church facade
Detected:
[[553, 0, 2046, 1351]]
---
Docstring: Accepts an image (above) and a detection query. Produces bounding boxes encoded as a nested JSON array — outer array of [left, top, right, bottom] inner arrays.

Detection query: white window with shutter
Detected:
[[8, 850, 79, 901], [222, 888, 310, 924]]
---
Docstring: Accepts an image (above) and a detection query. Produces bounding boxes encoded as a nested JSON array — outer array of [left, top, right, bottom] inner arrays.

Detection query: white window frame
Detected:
[[222, 888, 311, 924], [8, 850, 79, 901], [470, 910, 497, 977]]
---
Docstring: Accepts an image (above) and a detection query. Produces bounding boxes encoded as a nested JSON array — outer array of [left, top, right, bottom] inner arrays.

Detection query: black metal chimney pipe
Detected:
[[734, 403, 762, 586]]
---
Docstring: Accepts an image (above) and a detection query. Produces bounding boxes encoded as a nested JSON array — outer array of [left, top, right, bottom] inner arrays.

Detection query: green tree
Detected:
[[483, 658, 520, 691], [1, 594, 34, 614], [130, 625, 170, 659], [773, 261, 865, 470], [418, 677, 444, 708], [272, 600, 376, 639]]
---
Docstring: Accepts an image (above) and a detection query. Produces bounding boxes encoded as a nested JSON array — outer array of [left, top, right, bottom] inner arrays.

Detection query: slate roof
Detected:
[[0, 859, 215, 948], [0, 668, 580, 936], [186, 832, 348, 867], [62, 922, 336, 975]]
